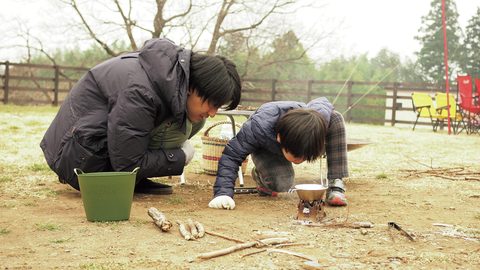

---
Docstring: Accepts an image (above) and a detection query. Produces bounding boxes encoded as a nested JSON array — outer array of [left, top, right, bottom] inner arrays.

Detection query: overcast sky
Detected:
[[1, 0, 479, 62]]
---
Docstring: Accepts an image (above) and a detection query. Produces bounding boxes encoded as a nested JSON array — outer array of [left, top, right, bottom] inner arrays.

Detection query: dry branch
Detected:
[[175, 220, 206, 240], [293, 220, 373, 229], [147, 207, 172, 232], [177, 221, 192, 240], [241, 249, 267, 258], [204, 230, 244, 243], [194, 221, 205, 238], [197, 237, 290, 260], [268, 248, 317, 262], [400, 167, 480, 182], [187, 219, 199, 239]]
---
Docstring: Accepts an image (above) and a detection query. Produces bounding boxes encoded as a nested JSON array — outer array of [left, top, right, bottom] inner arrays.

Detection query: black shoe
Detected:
[[134, 178, 173, 195]]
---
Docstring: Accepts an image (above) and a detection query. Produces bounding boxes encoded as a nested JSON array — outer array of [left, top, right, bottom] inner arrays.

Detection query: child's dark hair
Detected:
[[275, 109, 327, 162], [189, 53, 241, 110]]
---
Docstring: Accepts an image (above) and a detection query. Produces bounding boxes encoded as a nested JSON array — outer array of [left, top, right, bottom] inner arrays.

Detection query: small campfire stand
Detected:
[[296, 199, 326, 222], [293, 184, 328, 223]]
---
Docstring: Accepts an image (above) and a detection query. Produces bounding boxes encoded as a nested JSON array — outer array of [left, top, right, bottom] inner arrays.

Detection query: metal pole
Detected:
[[442, 0, 452, 134]]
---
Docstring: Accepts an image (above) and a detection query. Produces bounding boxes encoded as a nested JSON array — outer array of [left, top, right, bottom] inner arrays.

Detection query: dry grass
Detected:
[[1, 104, 480, 269], [1, 104, 479, 194]]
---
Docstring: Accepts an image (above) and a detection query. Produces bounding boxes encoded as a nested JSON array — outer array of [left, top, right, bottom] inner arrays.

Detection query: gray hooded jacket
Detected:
[[40, 38, 191, 189], [213, 97, 334, 197]]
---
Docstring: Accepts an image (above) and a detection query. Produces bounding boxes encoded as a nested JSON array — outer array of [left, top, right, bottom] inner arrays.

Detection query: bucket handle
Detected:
[[74, 167, 139, 176], [74, 168, 84, 176]]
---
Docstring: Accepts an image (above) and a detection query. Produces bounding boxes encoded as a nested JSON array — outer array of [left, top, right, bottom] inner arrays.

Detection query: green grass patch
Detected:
[[80, 262, 129, 270], [35, 222, 61, 231], [375, 173, 388, 179], [23, 201, 39, 207], [29, 163, 51, 172], [0, 175, 13, 183], [167, 195, 184, 204], [50, 237, 73, 244], [0, 228, 11, 235], [38, 188, 59, 197], [25, 120, 43, 126], [132, 219, 149, 227], [0, 202, 17, 208], [94, 221, 122, 229]]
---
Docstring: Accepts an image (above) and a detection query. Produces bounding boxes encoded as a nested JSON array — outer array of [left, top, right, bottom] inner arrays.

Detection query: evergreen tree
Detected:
[[216, 33, 262, 78], [415, 0, 463, 84], [259, 30, 317, 80], [463, 7, 480, 78]]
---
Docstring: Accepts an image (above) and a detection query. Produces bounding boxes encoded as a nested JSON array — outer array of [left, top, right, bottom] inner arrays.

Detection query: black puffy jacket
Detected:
[[40, 38, 190, 190]]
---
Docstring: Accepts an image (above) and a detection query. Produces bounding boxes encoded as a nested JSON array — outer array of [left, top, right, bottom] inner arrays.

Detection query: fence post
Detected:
[[307, 80, 313, 102], [271, 79, 277, 101], [3, 61, 9, 104], [346, 80, 353, 123], [53, 65, 59, 106], [391, 82, 399, 126]]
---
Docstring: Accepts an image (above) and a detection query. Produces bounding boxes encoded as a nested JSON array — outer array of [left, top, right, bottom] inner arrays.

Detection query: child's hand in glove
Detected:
[[208, 195, 236, 210]]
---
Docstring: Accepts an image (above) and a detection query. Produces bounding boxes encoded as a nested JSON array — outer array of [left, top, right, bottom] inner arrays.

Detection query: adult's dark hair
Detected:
[[189, 53, 241, 110], [275, 109, 327, 162]]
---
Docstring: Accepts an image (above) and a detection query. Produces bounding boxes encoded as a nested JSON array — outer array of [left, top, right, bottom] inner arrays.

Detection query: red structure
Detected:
[[457, 75, 480, 133]]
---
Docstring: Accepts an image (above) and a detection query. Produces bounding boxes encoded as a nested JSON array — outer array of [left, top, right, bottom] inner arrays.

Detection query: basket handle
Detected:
[[73, 168, 84, 176], [203, 121, 242, 137]]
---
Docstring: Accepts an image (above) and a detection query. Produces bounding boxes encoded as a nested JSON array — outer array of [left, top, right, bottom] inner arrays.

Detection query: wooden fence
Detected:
[[0, 61, 450, 127]]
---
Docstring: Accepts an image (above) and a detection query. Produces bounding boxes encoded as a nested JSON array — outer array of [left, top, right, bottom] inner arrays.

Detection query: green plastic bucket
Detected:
[[74, 167, 139, 222]]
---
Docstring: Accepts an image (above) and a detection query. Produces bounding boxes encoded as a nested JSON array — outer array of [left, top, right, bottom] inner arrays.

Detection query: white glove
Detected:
[[181, 140, 195, 165], [208, 195, 236, 210]]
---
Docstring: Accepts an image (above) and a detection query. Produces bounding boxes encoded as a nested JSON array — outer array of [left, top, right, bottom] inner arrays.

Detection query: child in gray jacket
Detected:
[[208, 97, 348, 209]]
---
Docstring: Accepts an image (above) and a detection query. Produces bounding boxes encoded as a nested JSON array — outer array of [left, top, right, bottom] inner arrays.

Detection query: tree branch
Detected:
[[69, 0, 117, 56], [113, 0, 137, 50]]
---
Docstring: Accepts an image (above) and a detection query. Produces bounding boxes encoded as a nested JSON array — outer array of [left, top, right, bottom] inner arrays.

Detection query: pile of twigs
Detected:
[[400, 167, 480, 182]]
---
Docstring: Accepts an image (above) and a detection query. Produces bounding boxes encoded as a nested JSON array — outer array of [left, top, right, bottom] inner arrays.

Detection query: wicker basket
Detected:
[[201, 121, 248, 175]]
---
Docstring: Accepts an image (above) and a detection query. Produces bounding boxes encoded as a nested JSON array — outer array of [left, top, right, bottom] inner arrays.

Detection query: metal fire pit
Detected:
[[293, 184, 327, 202]]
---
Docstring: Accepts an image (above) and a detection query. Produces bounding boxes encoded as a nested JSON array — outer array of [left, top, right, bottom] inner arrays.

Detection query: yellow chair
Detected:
[[411, 92, 445, 131], [434, 92, 466, 134]]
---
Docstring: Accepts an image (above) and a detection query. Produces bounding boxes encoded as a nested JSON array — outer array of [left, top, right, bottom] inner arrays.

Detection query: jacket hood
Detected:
[[139, 38, 191, 124]]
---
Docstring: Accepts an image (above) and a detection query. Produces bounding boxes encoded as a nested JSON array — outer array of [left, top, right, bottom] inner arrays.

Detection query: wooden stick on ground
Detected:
[[147, 207, 172, 232], [197, 237, 290, 260], [204, 230, 245, 243], [268, 248, 317, 262], [241, 249, 267, 258]]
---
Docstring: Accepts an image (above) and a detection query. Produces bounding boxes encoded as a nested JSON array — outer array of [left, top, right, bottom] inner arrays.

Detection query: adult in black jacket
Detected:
[[40, 38, 241, 194]]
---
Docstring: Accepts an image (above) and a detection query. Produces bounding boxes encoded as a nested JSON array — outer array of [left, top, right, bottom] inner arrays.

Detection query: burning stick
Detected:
[[197, 237, 290, 260], [147, 207, 172, 232]]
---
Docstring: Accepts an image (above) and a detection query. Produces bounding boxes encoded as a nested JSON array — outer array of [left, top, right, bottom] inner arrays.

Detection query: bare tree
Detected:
[[61, 0, 194, 56], [60, 0, 310, 56], [205, 0, 296, 55]]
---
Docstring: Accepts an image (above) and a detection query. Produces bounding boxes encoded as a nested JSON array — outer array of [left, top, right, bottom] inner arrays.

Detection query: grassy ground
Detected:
[[1, 104, 479, 269]]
